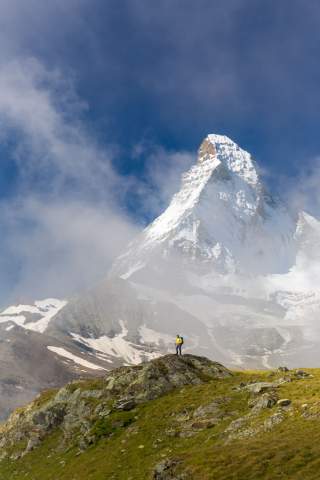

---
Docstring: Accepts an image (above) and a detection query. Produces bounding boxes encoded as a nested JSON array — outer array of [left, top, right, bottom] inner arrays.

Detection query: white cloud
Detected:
[[287, 156, 320, 218], [0, 56, 201, 306], [0, 58, 139, 305], [0, 59, 120, 196], [0, 197, 138, 302], [130, 141, 195, 219]]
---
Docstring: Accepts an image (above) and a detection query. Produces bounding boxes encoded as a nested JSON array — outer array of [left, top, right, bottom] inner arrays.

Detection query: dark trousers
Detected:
[[176, 344, 182, 355]]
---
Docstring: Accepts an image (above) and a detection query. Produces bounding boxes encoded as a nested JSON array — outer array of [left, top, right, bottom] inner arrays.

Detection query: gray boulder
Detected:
[[277, 399, 291, 407], [105, 354, 232, 403], [249, 392, 278, 412], [278, 366, 289, 372], [153, 458, 186, 479], [244, 382, 277, 394]]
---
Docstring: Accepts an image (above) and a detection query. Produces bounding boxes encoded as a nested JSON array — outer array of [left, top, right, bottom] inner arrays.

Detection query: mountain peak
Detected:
[[112, 134, 296, 279], [198, 134, 259, 186], [198, 134, 233, 159]]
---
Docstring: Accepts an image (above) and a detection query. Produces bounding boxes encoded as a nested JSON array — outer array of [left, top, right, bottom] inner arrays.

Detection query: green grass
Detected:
[[32, 388, 59, 409], [2, 369, 320, 479]]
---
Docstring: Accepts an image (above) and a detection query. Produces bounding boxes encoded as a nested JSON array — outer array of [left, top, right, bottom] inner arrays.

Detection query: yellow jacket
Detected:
[[176, 337, 183, 345]]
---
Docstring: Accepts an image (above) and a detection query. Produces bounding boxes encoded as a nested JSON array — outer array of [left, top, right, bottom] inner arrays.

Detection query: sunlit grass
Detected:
[[1, 369, 320, 479]]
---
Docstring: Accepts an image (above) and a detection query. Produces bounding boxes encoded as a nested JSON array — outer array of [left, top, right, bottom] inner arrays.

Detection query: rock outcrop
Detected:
[[0, 354, 231, 460]]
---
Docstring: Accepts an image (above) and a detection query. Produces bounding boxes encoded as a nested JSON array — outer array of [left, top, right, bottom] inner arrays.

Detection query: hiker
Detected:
[[175, 334, 184, 355]]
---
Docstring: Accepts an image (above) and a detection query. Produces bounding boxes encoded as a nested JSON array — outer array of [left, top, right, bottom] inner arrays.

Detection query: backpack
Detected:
[[180, 336, 184, 345]]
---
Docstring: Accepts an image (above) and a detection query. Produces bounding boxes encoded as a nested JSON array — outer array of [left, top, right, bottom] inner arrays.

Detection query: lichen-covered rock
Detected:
[[104, 354, 231, 403], [173, 396, 232, 438], [32, 404, 67, 430], [248, 392, 278, 413], [300, 402, 320, 420], [274, 376, 292, 386], [243, 382, 278, 394], [193, 397, 231, 419], [24, 433, 42, 454], [153, 458, 187, 479], [191, 419, 216, 430], [225, 405, 287, 442], [225, 414, 261, 441], [114, 398, 137, 411], [264, 411, 285, 430], [0, 354, 231, 459], [294, 370, 311, 379], [225, 415, 250, 435]]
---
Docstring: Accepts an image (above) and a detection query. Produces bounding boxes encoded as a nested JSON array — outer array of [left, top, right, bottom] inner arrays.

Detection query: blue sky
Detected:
[[0, 0, 320, 304]]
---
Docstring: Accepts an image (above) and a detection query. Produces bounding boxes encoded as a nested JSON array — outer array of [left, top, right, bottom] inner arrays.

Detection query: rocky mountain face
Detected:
[[112, 134, 297, 278], [0, 354, 319, 479], [1, 134, 320, 420]]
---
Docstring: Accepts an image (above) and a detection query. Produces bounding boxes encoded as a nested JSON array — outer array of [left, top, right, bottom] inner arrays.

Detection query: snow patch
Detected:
[[0, 299, 67, 333], [71, 320, 159, 365], [47, 346, 105, 370], [120, 262, 145, 280]]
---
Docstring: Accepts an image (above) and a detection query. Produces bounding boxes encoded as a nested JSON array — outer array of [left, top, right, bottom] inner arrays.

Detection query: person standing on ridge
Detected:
[[175, 334, 184, 355]]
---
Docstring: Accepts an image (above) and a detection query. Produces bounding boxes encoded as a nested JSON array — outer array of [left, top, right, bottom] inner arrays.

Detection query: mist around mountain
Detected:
[[1, 134, 320, 420], [53, 134, 320, 371]]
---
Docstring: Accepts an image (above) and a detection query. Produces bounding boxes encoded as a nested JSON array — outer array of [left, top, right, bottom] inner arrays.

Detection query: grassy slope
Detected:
[[2, 369, 320, 480]]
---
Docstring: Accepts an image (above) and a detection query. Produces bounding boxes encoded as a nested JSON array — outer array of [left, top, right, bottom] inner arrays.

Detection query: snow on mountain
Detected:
[[46, 346, 107, 371], [0, 299, 67, 333], [113, 134, 297, 280], [70, 320, 160, 365], [265, 212, 320, 299], [0, 296, 160, 370]]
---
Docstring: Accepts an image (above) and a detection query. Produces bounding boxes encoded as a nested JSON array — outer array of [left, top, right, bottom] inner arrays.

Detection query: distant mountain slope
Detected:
[[0, 295, 162, 419], [0, 299, 67, 333]]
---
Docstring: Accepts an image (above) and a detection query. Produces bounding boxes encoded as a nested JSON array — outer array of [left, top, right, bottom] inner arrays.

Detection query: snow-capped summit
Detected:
[[199, 134, 259, 185], [113, 134, 296, 278]]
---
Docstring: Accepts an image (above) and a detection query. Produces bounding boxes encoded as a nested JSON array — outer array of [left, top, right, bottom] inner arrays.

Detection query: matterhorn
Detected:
[[113, 134, 297, 278]]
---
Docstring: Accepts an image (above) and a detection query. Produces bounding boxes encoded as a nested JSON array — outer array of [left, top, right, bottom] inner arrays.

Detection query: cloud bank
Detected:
[[0, 58, 140, 305], [0, 57, 192, 306]]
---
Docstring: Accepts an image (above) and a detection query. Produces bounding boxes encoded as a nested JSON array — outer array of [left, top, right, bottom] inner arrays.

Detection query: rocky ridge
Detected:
[[0, 354, 230, 461]]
